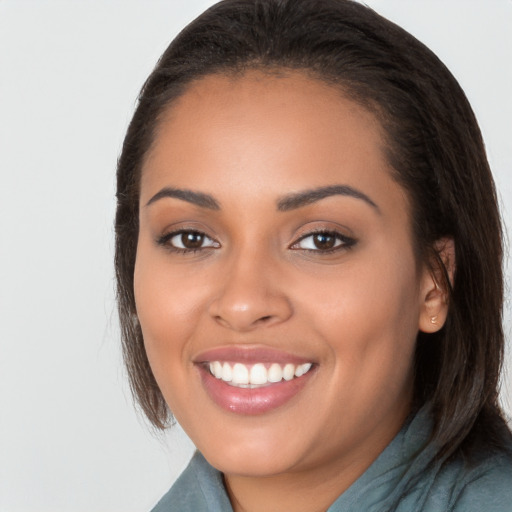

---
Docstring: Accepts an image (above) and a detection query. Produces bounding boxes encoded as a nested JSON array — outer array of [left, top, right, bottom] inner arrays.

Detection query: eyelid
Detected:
[[289, 228, 356, 253], [171, 231, 218, 249], [157, 228, 220, 252], [155, 224, 355, 255]]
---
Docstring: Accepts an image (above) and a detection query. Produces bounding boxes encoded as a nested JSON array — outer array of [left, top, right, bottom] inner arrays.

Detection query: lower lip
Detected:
[[198, 366, 314, 415]]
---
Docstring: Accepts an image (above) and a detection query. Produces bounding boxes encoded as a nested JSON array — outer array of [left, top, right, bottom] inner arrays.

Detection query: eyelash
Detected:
[[156, 229, 356, 255], [156, 230, 220, 254], [290, 230, 357, 254]]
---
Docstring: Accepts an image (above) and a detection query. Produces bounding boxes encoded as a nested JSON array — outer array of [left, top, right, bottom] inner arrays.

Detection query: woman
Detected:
[[115, 0, 512, 510]]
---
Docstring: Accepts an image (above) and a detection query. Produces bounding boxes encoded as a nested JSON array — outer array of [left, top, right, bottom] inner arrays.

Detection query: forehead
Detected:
[[140, 70, 407, 218], [148, 70, 383, 154]]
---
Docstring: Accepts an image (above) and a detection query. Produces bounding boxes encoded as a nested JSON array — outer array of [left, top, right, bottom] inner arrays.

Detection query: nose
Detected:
[[207, 249, 293, 332]]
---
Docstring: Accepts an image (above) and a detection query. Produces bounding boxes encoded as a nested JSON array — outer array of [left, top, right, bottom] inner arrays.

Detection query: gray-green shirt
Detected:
[[152, 410, 512, 511]]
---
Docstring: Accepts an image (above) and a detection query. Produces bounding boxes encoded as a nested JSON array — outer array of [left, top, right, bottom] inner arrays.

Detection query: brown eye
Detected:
[[312, 233, 336, 250], [181, 231, 205, 249], [160, 230, 219, 251], [291, 230, 356, 253]]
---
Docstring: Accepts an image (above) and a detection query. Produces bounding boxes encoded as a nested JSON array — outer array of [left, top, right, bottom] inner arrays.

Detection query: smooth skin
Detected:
[[134, 71, 450, 512]]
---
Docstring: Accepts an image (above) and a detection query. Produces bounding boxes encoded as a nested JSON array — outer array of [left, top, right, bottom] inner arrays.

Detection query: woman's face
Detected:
[[135, 71, 435, 480]]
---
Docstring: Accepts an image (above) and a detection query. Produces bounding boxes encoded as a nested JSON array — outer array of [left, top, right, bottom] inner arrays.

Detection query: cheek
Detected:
[[294, 248, 420, 382], [133, 250, 210, 418], [133, 244, 203, 369]]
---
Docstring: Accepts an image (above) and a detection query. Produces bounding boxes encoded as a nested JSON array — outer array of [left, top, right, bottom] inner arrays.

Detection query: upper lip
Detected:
[[193, 345, 314, 365]]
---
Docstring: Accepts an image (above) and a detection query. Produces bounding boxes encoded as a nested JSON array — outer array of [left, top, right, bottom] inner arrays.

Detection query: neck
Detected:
[[222, 402, 412, 512], [223, 433, 391, 512], [225, 465, 350, 512]]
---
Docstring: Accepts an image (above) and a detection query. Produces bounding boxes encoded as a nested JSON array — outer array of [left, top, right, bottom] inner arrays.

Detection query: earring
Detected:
[[430, 315, 438, 324]]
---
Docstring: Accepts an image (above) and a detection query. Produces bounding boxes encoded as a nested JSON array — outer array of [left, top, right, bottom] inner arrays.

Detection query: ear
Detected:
[[418, 238, 456, 333]]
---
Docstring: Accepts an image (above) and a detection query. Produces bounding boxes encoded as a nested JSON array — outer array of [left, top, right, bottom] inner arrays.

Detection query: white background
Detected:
[[0, 1, 511, 511]]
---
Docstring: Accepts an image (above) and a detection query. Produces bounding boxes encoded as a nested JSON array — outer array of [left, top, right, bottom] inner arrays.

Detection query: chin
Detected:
[[205, 447, 299, 478]]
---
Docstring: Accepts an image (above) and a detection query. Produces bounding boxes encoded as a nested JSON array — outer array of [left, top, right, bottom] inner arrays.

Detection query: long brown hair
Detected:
[[115, 0, 510, 459]]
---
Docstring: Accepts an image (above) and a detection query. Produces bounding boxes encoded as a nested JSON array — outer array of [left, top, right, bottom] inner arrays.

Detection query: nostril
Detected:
[[209, 293, 293, 331]]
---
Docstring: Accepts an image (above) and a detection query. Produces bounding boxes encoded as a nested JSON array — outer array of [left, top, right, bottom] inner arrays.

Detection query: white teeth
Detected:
[[268, 363, 283, 383], [295, 363, 312, 377], [221, 362, 233, 382], [249, 363, 268, 385], [283, 363, 295, 381], [208, 361, 313, 387], [232, 363, 249, 385], [212, 361, 223, 379]]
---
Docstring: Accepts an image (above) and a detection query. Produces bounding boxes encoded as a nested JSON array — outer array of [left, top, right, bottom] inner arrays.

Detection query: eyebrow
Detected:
[[145, 184, 378, 213], [277, 185, 380, 212], [145, 187, 220, 210]]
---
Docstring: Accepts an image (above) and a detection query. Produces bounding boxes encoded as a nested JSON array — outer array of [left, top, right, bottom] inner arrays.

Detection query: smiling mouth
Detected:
[[195, 346, 317, 414], [208, 361, 313, 388]]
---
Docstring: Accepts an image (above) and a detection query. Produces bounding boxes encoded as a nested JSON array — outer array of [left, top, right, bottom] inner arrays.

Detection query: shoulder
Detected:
[[402, 448, 512, 512], [447, 451, 512, 512], [150, 451, 232, 512], [150, 454, 207, 512], [391, 426, 512, 512], [395, 408, 512, 512]]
